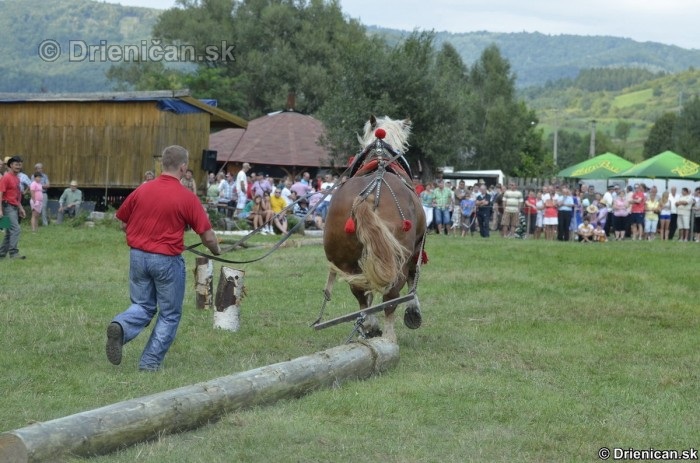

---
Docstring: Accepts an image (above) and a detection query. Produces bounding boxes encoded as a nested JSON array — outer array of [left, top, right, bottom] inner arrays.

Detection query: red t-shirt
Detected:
[[0, 173, 22, 206], [631, 191, 645, 214], [116, 175, 212, 256], [524, 196, 537, 214]]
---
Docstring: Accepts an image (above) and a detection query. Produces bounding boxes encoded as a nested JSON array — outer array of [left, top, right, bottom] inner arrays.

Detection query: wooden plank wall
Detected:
[[0, 101, 210, 189]]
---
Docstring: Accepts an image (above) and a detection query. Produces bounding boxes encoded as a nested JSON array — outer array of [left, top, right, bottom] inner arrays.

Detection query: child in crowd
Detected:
[[593, 224, 607, 242], [459, 194, 476, 237], [29, 172, 44, 232], [577, 218, 593, 242]]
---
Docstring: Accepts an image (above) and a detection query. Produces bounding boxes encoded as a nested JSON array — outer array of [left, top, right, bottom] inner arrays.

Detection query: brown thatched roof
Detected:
[[210, 111, 333, 168]]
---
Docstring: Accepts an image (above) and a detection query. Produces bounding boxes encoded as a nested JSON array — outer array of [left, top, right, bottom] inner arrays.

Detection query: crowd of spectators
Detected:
[[415, 178, 700, 243], [199, 165, 699, 242], [203, 168, 341, 234]]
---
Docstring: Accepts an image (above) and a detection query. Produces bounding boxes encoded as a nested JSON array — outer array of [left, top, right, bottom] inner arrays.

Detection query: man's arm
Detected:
[[199, 229, 221, 255]]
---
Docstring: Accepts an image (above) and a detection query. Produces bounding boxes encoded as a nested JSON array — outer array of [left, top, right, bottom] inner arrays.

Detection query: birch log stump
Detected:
[[0, 338, 399, 463], [194, 257, 214, 310], [213, 267, 244, 331]]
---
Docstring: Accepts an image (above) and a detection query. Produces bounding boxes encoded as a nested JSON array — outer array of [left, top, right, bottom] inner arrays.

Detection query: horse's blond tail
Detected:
[[341, 196, 409, 294]]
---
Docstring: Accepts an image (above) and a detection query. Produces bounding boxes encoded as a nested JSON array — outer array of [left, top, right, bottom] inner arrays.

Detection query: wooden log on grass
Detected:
[[194, 256, 213, 310], [213, 267, 244, 331], [0, 338, 399, 463]]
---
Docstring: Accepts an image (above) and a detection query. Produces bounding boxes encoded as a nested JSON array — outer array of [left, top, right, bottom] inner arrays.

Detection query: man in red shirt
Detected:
[[0, 156, 27, 259], [106, 145, 221, 371]]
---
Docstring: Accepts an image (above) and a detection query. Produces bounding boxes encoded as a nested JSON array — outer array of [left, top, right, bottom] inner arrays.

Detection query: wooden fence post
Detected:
[[0, 339, 399, 463], [213, 266, 244, 331]]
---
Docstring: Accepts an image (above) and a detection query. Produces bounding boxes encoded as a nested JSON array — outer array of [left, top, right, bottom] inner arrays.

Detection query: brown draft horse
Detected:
[[321, 116, 427, 343]]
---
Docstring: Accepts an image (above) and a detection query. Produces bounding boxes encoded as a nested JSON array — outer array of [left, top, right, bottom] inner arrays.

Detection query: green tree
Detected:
[[674, 95, 700, 162], [110, 0, 368, 118], [465, 45, 534, 174], [643, 112, 677, 158], [513, 109, 550, 177], [317, 32, 474, 177], [550, 130, 586, 169], [614, 121, 632, 142]]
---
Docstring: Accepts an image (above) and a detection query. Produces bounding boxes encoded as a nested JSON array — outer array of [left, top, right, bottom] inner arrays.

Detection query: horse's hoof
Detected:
[[404, 306, 422, 329]]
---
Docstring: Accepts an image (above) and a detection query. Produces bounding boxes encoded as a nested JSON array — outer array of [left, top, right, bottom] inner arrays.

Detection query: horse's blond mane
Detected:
[[357, 116, 411, 154]]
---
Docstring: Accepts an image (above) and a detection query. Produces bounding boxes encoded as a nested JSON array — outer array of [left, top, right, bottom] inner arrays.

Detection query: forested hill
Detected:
[[2, 0, 700, 93], [0, 0, 159, 93], [373, 28, 700, 88]]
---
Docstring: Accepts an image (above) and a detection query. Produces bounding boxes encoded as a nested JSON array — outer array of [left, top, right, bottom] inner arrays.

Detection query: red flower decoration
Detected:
[[375, 128, 386, 139], [402, 220, 412, 232]]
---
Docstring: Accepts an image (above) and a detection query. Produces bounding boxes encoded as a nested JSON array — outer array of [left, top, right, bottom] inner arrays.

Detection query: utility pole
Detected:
[[589, 119, 597, 158], [553, 110, 559, 166]]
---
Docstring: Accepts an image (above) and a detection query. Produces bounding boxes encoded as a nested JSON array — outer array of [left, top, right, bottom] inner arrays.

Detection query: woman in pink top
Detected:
[[29, 172, 43, 232], [611, 193, 629, 241], [629, 184, 646, 240]]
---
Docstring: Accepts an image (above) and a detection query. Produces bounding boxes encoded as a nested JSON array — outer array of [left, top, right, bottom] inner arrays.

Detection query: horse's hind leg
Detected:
[[381, 284, 404, 343], [350, 286, 382, 338], [403, 270, 422, 329], [404, 295, 422, 329]]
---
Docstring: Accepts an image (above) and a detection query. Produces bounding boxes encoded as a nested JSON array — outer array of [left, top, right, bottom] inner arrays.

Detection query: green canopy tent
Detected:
[[610, 150, 700, 186], [556, 152, 634, 179]]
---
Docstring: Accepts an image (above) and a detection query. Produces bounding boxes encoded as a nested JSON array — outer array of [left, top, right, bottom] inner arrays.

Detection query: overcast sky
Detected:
[[109, 0, 700, 50]]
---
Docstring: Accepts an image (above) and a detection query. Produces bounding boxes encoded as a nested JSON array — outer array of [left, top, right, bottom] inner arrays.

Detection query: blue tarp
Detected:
[[156, 98, 217, 114]]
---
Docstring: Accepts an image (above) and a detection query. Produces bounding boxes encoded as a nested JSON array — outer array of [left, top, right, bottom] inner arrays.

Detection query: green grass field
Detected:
[[1, 222, 698, 462]]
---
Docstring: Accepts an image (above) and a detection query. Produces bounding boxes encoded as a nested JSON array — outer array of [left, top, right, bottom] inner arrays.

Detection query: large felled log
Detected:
[[213, 267, 244, 331], [0, 338, 398, 463]]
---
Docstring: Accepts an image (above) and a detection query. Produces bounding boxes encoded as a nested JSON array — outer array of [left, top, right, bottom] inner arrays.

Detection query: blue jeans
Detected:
[[0, 203, 21, 257], [315, 201, 329, 221], [434, 208, 451, 226], [113, 249, 186, 370]]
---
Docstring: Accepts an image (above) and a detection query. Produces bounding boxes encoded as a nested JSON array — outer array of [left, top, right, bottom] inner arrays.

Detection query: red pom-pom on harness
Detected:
[[414, 250, 428, 264], [402, 220, 412, 232], [375, 128, 386, 139], [344, 217, 356, 234]]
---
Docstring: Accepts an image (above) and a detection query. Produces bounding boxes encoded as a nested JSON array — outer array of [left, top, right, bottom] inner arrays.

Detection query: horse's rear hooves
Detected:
[[404, 306, 422, 329]]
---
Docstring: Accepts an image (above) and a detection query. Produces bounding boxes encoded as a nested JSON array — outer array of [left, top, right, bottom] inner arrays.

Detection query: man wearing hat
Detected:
[[57, 180, 83, 223], [0, 156, 27, 259], [293, 195, 322, 230]]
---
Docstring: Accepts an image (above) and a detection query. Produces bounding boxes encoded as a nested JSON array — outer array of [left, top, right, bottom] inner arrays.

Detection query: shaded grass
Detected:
[[0, 225, 698, 462]]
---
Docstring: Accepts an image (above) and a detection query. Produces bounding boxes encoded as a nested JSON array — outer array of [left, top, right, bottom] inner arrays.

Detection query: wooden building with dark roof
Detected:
[[0, 90, 247, 205], [208, 110, 335, 179]]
